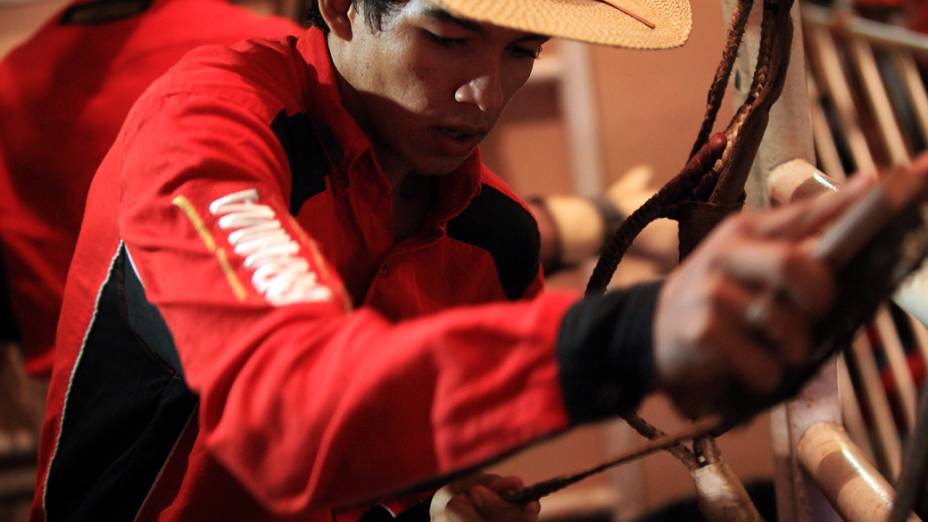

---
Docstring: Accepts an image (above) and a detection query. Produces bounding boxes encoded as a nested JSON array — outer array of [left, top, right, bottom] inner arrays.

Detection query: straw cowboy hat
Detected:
[[434, 0, 692, 49]]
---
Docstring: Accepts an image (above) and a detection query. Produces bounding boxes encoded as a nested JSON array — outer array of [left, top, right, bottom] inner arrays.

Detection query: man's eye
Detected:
[[512, 45, 543, 60], [424, 31, 467, 48]]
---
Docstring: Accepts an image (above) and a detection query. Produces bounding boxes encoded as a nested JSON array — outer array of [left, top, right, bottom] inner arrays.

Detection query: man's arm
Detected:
[[115, 92, 659, 515], [113, 85, 870, 517]]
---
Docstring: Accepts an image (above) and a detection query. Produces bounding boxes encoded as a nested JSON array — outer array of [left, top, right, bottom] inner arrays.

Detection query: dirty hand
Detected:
[[652, 175, 872, 418], [430, 474, 540, 522]]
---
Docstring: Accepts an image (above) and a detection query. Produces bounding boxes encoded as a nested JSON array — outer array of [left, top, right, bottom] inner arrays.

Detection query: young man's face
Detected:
[[329, 0, 548, 178]]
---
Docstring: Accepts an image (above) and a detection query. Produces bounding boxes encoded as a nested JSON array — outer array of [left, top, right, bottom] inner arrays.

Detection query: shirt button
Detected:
[[380, 263, 390, 276]]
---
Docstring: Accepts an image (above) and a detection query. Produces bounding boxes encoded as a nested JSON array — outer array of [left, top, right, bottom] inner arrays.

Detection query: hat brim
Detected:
[[433, 0, 692, 49]]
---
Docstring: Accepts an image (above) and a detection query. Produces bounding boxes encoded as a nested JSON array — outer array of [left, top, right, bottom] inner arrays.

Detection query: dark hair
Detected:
[[306, 0, 401, 34]]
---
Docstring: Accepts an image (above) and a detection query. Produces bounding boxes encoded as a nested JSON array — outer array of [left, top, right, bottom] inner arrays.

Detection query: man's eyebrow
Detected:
[[423, 8, 484, 33]]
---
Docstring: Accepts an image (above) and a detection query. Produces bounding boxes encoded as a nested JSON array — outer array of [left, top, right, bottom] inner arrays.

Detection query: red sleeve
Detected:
[[118, 92, 577, 515]]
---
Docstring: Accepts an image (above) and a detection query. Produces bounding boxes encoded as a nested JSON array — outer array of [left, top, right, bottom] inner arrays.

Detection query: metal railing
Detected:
[[764, 3, 928, 520]]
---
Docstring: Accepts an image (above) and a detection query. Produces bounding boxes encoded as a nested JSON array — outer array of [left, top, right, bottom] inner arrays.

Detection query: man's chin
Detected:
[[414, 154, 472, 176]]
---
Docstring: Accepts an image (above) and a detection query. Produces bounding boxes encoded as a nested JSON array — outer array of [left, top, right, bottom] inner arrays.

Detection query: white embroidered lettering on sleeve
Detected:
[[209, 189, 333, 305]]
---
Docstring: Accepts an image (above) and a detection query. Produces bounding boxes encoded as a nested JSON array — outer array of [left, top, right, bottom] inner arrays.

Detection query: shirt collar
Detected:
[[296, 28, 371, 174]]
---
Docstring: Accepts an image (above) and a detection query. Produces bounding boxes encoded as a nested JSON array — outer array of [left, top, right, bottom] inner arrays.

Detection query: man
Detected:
[[31, 0, 873, 520], [0, 0, 299, 379]]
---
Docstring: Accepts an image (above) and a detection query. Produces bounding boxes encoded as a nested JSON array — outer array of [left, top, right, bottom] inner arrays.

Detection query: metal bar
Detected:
[[803, 4, 928, 55], [845, 38, 910, 166], [797, 422, 921, 522], [770, 406, 798, 522], [873, 308, 919, 433], [906, 312, 928, 370], [837, 356, 879, 465], [850, 334, 904, 477], [891, 50, 928, 147], [782, 365, 843, 521], [806, 25, 878, 173], [889, 383, 928, 522], [808, 77, 849, 180], [764, 161, 907, 481]]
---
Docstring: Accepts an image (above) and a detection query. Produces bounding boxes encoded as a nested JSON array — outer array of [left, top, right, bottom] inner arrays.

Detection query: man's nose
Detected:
[[454, 73, 503, 114]]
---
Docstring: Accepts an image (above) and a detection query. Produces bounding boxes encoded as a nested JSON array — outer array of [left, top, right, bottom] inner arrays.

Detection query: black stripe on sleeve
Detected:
[[44, 246, 196, 521]]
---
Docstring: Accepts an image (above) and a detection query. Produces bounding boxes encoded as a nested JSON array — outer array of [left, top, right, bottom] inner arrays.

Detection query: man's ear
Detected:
[[317, 0, 354, 40]]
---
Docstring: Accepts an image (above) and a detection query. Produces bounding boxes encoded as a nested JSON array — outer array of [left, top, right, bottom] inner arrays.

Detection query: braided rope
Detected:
[[690, 0, 755, 159]]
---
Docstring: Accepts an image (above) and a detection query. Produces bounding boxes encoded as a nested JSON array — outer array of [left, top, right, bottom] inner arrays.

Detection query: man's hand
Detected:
[[652, 175, 873, 418], [430, 474, 540, 522]]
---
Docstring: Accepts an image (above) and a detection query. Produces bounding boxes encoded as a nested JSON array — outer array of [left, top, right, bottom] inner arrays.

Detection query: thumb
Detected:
[[755, 174, 874, 240]]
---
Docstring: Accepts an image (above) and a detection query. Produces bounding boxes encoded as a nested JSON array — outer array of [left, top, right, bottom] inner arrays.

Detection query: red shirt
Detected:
[[34, 30, 580, 521], [855, 0, 904, 7], [0, 0, 299, 376], [909, 1, 928, 33]]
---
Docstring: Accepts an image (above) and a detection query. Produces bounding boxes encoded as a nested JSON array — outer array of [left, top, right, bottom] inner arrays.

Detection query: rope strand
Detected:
[[689, 0, 755, 159]]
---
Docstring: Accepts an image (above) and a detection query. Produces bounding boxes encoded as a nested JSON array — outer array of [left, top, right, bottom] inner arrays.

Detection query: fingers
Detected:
[[477, 475, 540, 522], [654, 203, 843, 416], [717, 240, 834, 318], [434, 474, 540, 522], [440, 493, 482, 522], [741, 294, 812, 366], [908, 152, 928, 182], [483, 475, 523, 492], [752, 174, 874, 239], [470, 485, 540, 522], [715, 275, 812, 366], [681, 276, 810, 391]]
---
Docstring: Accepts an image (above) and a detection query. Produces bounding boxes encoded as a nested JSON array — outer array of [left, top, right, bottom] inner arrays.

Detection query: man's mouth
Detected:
[[436, 126, 488, 143], [432, 125, 489, 158]]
